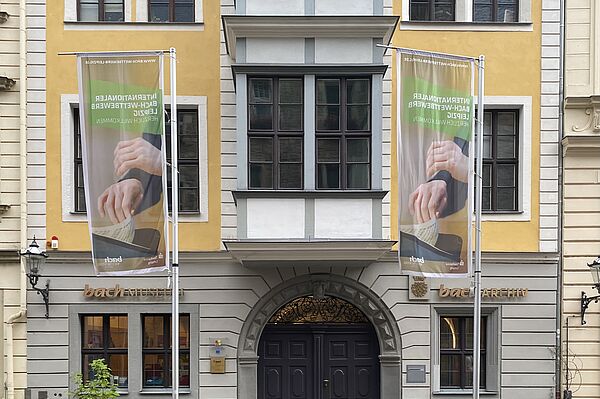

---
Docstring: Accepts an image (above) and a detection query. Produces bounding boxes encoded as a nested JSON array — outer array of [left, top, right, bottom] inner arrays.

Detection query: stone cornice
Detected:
[[44, 249, 558, 265], [223, 240, 396, 268], [0, 250, 20, 264], [562, 135, 600, 156], [222, 15, 399, 59]]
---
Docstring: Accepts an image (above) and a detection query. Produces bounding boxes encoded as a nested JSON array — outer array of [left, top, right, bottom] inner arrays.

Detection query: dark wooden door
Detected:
[[258, 325, 380, 399]]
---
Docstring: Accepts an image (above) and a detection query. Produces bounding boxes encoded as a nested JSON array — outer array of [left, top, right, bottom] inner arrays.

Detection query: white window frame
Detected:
[[431, 305, 500, 394], [401, 0, 532, 31], [136, 0, 203, 24], [64, 0, 134, 22], [64, 0, 204, 30], [61, 94, 208, 222], [478, 96, 532, 222]]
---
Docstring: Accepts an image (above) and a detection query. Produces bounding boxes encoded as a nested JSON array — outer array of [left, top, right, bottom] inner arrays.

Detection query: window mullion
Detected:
[[274, 79, 280, 190], [428, 0, 433, 20], [103, 315, 109, 371], [340, 78, 346, 189]]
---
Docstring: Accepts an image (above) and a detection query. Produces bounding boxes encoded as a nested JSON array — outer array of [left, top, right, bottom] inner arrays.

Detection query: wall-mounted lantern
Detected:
[[581, 256, 600, 325], [20, 237, 50, 318]]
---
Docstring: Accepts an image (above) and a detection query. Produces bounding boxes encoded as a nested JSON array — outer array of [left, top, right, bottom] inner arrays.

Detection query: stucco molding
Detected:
[[565, 96, 600, 134], [237, 274, 402, 399], [562, 135, 600, 156], [0, 250, 20, 264]]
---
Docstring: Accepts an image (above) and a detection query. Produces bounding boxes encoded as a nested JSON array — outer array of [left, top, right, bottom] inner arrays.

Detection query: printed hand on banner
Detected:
[[408, 180, 448, 223], [98, 179, 144, 224], [114, 137, 163, 177], [426, 140, 469, 183]]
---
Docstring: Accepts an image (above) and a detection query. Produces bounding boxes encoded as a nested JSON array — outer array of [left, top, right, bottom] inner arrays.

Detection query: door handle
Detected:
[[323, 379, 329, 389]]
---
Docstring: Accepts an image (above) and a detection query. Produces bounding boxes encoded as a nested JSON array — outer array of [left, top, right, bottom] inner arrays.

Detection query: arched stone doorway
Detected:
[[259, 296, 380, 398], [237, 275, 402, 399]]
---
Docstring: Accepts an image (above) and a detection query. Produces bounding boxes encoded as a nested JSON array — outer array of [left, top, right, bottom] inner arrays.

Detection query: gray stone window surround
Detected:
[[430, 304, 500, 396], [68, 304, 200, 397], [236, 70, 385, 192], [237, 274, 402, 399]]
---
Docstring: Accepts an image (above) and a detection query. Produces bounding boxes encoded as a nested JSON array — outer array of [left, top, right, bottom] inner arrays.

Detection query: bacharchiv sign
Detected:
[[83, 284, 184, 298], [438, 284, 528, 299]]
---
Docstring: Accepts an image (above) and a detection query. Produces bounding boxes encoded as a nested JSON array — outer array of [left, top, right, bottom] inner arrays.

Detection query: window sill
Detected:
[[63, 21, 204, 31], [66, 211, 203, 222], [482, 210, 522, 214], [233, 190, 388, 202], [399, 21, 532, 32], [140, 388, 191, 395], [433, 390, 498, 395], [482, 210, 529, 222]]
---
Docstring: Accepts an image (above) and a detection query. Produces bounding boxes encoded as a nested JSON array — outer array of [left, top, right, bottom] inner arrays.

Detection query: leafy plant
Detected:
[[71, 358, 120, 399]]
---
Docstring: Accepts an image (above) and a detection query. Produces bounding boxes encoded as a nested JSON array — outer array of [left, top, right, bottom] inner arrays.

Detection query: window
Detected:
[[410, 0, 455, 21], [81, 315, 128, 388], [474, 0, 518, 22], [248, 77, 304, 190], [440, 316, 486, 389], [165, 109, 200, 212], [481, 109, 519, 212], [78, 0, 124, 21], [403, 0, 530, 24], [148, 0, 194, 22], [73, 107, 200, 214], [316, 77, 371, 190], [142, 314, 190, 388], [73, 108, 86, 213]]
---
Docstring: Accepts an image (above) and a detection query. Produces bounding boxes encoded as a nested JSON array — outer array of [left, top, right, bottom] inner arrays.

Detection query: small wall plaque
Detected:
[[210, 357, 225, 374], [408, 276, 430, 301], [406, 364, 426, 383]]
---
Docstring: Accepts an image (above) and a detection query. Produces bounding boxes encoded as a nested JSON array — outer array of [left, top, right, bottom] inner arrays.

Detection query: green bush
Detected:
[[71, 358, 120, 399]]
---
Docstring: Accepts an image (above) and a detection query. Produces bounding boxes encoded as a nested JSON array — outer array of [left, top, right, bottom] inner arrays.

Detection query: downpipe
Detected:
[[6, 0, 28, 396]]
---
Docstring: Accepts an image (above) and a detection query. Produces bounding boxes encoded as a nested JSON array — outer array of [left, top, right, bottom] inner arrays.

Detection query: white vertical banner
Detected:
[[77, 52, 169, 275], [397, 49, 475, 278]]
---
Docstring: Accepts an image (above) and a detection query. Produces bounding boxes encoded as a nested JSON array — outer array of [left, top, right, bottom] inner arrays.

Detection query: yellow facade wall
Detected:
[[391, 1, 542, 252], [45, 2, 222, 251]]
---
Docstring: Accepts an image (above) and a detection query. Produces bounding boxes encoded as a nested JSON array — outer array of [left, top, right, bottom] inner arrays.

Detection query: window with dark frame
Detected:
[[73, 107, 86, 213], [165, 109, 200, 213], [440, 316, 487, 389], [248, 77, 304, 190], [410, 0, 455, 21], [73, 107, 200, 214], [77, 0, 124, 22], [81, 315, 128, 388], [142, 314, 190, 388], [473, 0, 518, 22], [316, 77, 371, 190], [480, 109, 519, 212], [148, 0, 194, 23]]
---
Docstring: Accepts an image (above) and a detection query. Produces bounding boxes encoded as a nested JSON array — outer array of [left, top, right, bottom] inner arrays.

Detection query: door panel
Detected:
[[259, 327, 313, 399], [258, 325, 379, 399], [323, 328, 379, 399]]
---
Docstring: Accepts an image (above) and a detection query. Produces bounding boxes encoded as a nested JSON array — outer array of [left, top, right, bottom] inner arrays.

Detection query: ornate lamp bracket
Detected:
[[581, 290, 600, 325]]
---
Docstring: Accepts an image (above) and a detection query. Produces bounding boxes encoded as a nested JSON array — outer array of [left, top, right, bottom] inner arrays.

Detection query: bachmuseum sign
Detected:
[[438, 284, 528, 298], [83, 284, 184, 298]]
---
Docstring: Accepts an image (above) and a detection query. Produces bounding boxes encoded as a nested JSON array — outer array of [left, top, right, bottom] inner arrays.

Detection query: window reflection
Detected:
[[81, 315, 128, 389], [142, 314, 190, 388]]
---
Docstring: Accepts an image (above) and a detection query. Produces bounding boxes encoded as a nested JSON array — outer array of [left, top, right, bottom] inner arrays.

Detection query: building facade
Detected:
[[561, 0, 600, 398], [0, 0, 41, 397], [26, 1, 561, 399]]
